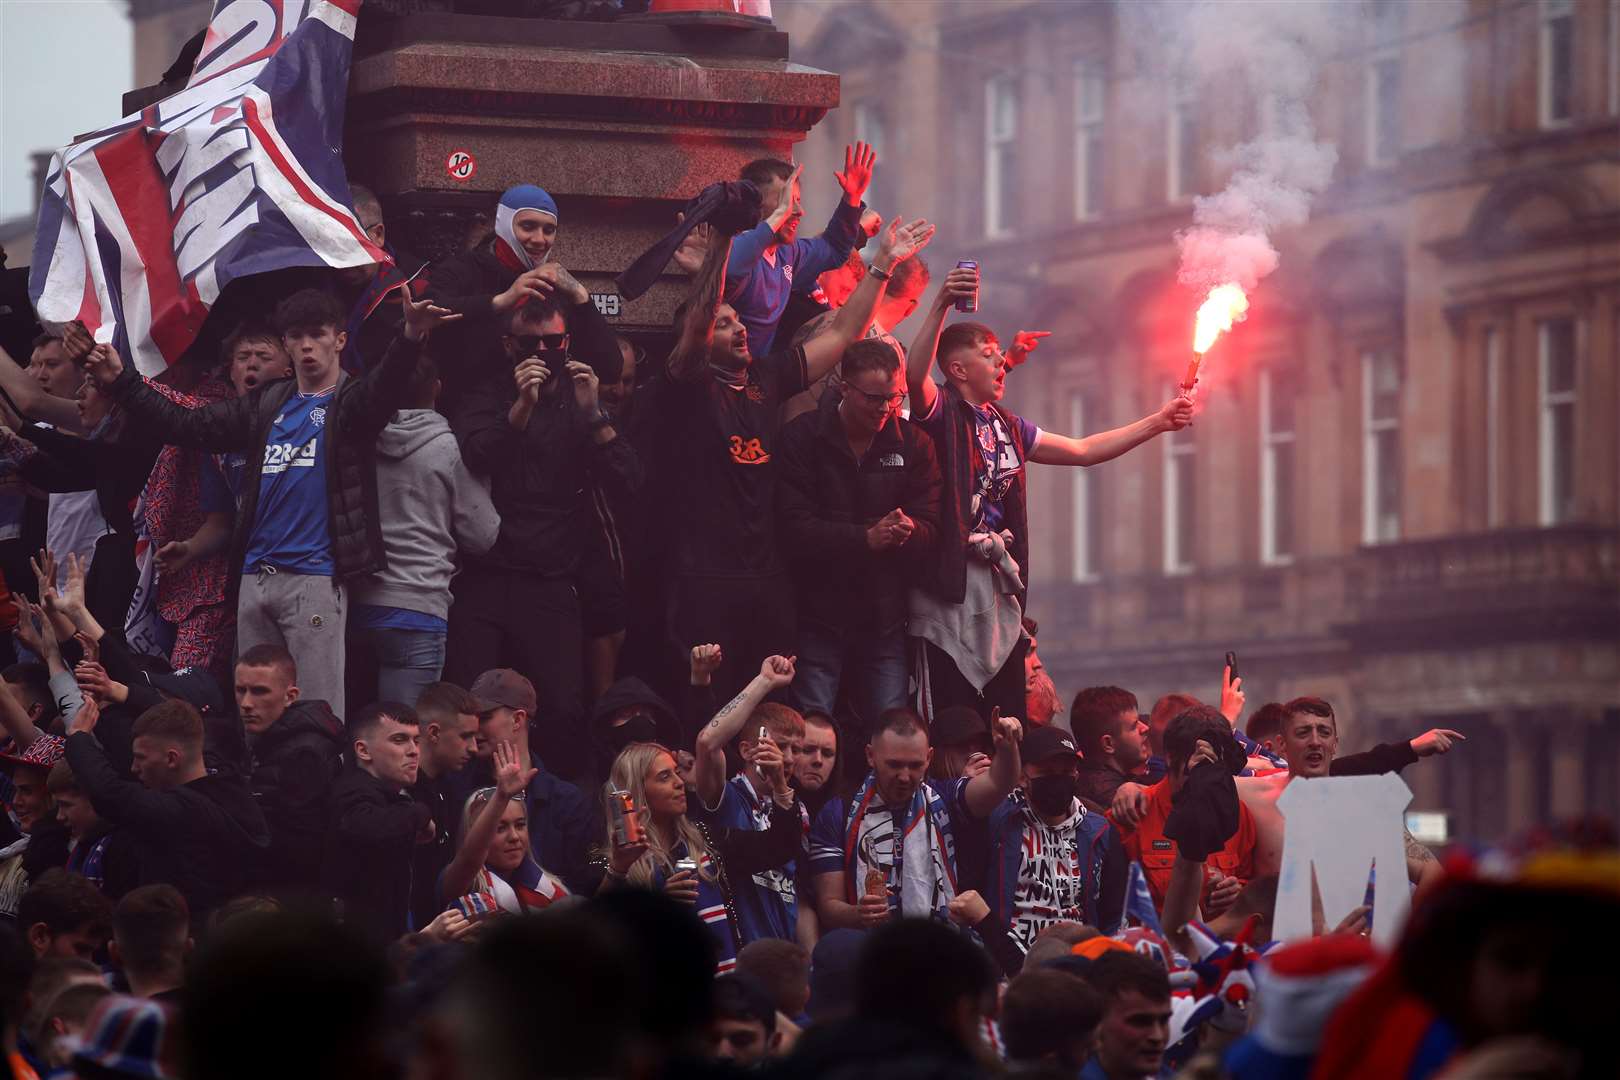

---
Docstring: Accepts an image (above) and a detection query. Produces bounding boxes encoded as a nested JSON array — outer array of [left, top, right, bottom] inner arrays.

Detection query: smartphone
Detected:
[[757, 725, 769, 743], [1225, 651, 1239, 680]]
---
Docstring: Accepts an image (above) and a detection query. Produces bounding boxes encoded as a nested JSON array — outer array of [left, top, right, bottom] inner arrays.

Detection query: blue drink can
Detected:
[[954, 260, 979, 313]]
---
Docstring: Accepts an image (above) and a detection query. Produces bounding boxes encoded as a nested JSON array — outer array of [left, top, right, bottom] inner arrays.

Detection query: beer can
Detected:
[[675, 856, 699, 875], [607, 786, 643, 847], [954, 260, 979, 313]]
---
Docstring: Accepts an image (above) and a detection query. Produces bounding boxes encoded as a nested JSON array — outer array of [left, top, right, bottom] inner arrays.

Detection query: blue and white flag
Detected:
[[1124, 859, 1165, 935]]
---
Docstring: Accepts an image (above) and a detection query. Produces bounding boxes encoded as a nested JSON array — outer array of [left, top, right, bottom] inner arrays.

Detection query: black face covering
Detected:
[[1028, 773, 1078, 818], [611, 714, 659, 750]]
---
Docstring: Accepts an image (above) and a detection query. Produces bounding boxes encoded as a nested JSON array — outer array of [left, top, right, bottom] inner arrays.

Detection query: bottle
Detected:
[[606, 785, 643, 847], [954, 259, 979, 313]]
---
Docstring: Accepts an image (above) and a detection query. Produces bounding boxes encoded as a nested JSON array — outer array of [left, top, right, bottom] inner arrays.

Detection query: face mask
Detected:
[[1028, 773, 1078, 818], [612, 714, 659, 750]]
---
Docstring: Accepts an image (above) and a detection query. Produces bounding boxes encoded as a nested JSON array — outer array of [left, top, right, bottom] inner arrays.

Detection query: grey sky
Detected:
[[1, 0, 134, 221]]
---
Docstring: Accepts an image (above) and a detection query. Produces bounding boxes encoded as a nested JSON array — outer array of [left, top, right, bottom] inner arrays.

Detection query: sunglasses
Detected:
[[848, 386, 907, 408], [512, 332, 568, 354], [472, 785, 527, 805]]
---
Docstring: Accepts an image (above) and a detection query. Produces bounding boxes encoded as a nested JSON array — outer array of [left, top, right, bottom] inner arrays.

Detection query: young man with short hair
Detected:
[[323, 702, 431, 945], [792, 712, 838, 814], [726, 145, 873, 359], [16, 870, 112, 960], [47, 761, 134, 898], [708, 974, 782, 1068], [1071, 686, 1150, 807], [776, 338, 942, 731], [235, 644, 344, 895], [1081, 951, 1174, 1080], [1001, 968, 1104, 1076], [64, 699, 267, 923], [808, 706, 1023, 929], [410, 681, 485, 927], [906, 276, 1192, 722], [83, 287, 459, 716], [109, 884, 190, 1000], [653, 207, 936, 708], [465, 669, 596, 895], [985, 725, 1127, 952], [449, 293, 635, 780]]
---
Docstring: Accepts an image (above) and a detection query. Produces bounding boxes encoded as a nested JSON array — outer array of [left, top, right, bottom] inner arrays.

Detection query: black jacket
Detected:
[[775, 393, 943, 629], [451, 297, 640, 579], [420, 240, 515, 410], [247, 700, 345, 893], [104, 333, 422, 589], [65, 731, 270, 923], [322, 766, 432, 945]]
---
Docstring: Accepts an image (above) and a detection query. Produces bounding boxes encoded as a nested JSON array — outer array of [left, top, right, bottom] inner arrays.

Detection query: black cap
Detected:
[[1023, 725, 1079, 764], [145, 667, 225, 716], [932, 706, 988, 747]]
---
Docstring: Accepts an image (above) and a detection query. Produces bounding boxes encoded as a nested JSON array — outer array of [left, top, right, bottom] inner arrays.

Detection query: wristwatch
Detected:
[[868, 262, 894, 282]]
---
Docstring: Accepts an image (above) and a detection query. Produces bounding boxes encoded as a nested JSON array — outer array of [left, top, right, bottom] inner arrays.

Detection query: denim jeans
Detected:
[[792, 617, 908, 735], [357, 626, 446, 708]]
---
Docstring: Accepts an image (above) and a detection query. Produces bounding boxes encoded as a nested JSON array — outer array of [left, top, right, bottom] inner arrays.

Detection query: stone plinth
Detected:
[[345, 12, 840, 334]]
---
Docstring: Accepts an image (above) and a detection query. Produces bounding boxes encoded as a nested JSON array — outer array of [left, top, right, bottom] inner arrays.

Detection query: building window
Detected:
[[1167, 77, 1198, 202], [1361, 349, 1402, 544], [1164, 395, 1196, 573], [1485, 327, 1504, 527], [1538, 317, 1577, 525], [1610, 0, 1619, 115], [985, 75, 1019, 236], [1260, 369, 1297, 564], [1073, 62, 1106, 219], [852, 101, 887, 215], [1366, 53, 1402, 165], [1069, 393, 1101, 581], [1540, 0, 1575, 127]]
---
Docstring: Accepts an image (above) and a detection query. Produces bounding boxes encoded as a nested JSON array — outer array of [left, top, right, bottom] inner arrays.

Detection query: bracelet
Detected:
[[868, 262, 894, 282]]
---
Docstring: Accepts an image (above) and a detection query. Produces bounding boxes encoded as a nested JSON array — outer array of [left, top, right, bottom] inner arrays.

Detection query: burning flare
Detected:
[[1193, 283, 1250, 355]]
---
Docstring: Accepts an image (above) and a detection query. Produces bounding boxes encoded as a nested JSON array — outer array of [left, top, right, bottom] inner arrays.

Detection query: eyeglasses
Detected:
[[512, 332, 568, 354], [847, 386, 908, 408]]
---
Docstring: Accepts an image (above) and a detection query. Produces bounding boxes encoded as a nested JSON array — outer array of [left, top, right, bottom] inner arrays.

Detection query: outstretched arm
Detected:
[[1027, 395, 1193, 467], [669, 226, 730, 383], [439, 741, 534, 901], [963, 711, 1024, 818], [904, 263, 978, 417], [692, 656, 795, 811], [801, 216, 934, 386]]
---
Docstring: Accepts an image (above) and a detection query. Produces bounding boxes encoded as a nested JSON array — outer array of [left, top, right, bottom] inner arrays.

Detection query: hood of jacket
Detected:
[[375, 408, 455, 461], [591, 677, 681, 750], [253, 699, 345, 758]]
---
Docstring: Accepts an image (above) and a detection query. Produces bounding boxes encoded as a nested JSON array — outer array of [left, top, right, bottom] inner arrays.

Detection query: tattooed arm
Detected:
[[1404, 828, 1443, 890], [691, 655, 796, 812]]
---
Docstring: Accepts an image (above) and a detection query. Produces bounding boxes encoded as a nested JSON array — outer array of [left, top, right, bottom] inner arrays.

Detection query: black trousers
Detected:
[[920, 635, 1028, 726], [666, 573, 797, 733], [446, 565, 587, 781]]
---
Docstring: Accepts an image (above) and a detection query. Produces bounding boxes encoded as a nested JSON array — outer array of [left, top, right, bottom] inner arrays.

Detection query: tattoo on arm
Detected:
[[1404, 829, 1437, 864]]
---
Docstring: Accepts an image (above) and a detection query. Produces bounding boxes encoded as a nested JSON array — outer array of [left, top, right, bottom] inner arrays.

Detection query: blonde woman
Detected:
[[601, 741, 803, 973], [440, 741, 569, 915]]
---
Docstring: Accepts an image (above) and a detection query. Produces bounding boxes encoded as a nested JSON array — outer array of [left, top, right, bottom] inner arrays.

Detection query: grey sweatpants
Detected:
[[238, 568, 348, 717]]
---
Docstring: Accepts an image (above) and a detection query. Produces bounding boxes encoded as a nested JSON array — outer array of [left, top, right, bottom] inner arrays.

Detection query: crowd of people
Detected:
[[0, 139, 1615, 1080]]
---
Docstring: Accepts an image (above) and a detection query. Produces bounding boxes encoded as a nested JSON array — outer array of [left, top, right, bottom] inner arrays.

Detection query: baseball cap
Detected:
[[1023, 725, 1078, 765], [932, 706, 988, 748], [145, 667, 225, 716], [0, 732, 65, 776], [469, 669, 536, 714]]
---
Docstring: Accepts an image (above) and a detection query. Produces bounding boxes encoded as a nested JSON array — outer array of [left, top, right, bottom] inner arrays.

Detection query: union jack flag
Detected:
[[29, 0, 384, 376]]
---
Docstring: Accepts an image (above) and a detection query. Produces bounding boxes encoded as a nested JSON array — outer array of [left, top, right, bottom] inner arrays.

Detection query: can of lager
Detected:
[[955, 260, 979, 313]]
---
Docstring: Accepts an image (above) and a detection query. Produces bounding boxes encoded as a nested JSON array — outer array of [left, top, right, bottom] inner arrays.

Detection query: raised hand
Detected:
[[533, 263, 589, 305], [513, 357, 550, 405], [767, 164, 805, 230], [566, 360, 600, 414], [71, 692, 101, 735], [671, 219, 715, 275], [12, 600, 47, 658], [1220, 663, 1245, 727], [82, 343, 125, 387], [493, 739, 537, 799], [1158, 395, 1195, 432], [1005, 330, 1051, 370], [876, 217, 936, 267], [493, 266, 555, 314], [932, 263, 979, 313], [835, 141, 877, 206], [29, 549, 59, 612], [989, 707, 1023, 749], [60, 553, 89, 622], [1411, 728, 1466, 757], [401, 293, 463, 341], [75, 660, 128, 705], [61, 321, 96, 365], [759, 654, 796, 690], [690, 643, 723, 684]]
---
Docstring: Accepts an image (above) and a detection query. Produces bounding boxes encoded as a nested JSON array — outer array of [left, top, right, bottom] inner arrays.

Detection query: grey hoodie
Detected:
[[351, 409, 500, 621]]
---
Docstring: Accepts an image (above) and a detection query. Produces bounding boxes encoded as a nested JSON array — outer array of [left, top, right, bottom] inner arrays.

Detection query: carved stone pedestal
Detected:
[[345, 11, 838, 335]]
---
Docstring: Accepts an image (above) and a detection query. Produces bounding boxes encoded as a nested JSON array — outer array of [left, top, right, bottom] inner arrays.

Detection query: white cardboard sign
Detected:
[[1273, 773, 1413, 949]]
